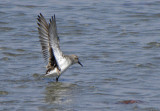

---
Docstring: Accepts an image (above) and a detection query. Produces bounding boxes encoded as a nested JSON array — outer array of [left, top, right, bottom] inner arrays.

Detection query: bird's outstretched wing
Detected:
[[37, 13, 60, 72], [48, 15, 64, 65]]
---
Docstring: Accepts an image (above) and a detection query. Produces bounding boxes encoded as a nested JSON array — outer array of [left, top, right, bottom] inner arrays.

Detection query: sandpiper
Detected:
[[37, 13, 83, 81]]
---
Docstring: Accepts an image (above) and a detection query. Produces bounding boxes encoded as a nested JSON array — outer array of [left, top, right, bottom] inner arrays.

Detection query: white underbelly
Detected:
[[59, 59, 71, 73], [45, 68, 58, 77], [45, 58, 71, 77]]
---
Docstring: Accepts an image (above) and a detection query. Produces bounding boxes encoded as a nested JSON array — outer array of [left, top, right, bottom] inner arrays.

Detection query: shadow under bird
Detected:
[[37, 13, 83, 81]]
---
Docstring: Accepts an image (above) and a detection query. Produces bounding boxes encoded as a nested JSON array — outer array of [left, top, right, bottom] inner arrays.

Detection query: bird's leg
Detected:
[[56, 76, 59, 82], [56, 67, 61, 82], [57, 67, 61, 75]]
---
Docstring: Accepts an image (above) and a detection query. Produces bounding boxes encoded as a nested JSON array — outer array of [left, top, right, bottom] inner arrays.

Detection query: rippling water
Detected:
[[1, 0, 160, 111]]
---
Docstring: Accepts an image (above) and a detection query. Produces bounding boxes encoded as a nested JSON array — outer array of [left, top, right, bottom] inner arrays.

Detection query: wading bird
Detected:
[[37, 13, 83, 81]]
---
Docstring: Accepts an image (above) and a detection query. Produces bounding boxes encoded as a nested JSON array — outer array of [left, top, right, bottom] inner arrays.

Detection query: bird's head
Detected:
[[70, 55, 83, 67]]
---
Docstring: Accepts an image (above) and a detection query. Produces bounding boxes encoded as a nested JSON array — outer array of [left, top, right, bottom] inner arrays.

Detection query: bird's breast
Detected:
[[59, 59, 72, 73]]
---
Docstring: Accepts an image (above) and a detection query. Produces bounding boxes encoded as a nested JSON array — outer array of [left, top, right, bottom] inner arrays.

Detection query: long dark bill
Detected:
[[78, 61, 83, 67]]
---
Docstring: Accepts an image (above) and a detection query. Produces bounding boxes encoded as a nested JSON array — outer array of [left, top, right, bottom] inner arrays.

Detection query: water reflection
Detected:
[[44, 82, 77, 105]]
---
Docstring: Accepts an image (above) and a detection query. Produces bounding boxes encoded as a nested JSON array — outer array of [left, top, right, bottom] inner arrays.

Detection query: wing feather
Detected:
[[37, 13, 60, 71], [37, 14, 49, 63], [48, 15, 64, 65]]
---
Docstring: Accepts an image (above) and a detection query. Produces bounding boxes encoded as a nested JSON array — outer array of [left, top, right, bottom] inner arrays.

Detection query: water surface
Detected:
[[1, 0, 160, 111]]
